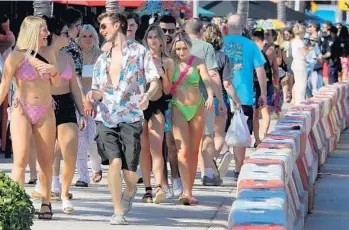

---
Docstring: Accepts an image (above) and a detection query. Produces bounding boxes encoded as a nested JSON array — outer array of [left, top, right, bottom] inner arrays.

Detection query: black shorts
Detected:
[[52, 93, 77, 127], [225, 104, 254, 135], [95, 121, 143, 172], [143, 94, 168, 121]]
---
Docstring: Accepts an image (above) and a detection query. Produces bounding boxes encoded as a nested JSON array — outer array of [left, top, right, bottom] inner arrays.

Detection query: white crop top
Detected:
[[82, 64, 94, 78]]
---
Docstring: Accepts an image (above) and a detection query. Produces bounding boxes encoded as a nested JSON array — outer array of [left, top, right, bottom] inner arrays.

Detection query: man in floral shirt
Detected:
[[86, 12, 159, 225]]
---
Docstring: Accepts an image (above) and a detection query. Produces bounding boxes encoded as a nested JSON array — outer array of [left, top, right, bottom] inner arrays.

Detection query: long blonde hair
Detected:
[[76, 24, 101, 64], [143, 24, 170, 58], [202, 23, 223, 51], [15, 16, 46, 56], [171, 31, 192, 60], [76, 24, 100, 50]]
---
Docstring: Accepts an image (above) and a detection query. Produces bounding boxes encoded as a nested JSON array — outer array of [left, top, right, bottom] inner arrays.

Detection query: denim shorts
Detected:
[[254, 83, 274, 109], [164, 109, 171, 133]]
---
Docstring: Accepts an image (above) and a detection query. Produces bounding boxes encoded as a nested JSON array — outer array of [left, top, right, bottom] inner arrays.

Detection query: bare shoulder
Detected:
[[266, 47, 275, 56], [40, 46, 55, 62], [63, 53, 74, 66], [163, 56, 174, 67], [6, 50, 23, 66]]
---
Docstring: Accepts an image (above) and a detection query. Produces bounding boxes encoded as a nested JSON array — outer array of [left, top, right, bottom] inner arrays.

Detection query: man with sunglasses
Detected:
[[87, 12, 159, 225], [159, 15, 177, 52]]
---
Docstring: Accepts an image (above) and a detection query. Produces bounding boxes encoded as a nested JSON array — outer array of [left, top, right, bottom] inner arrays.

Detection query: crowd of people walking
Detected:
[[0, 7, 348, 225]]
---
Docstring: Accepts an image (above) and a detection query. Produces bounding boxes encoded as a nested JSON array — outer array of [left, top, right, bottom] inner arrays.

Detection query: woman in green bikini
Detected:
[[170, 31, 214, 205]]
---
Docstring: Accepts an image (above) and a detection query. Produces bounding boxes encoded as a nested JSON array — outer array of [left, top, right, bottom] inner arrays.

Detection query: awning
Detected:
[[52, 0, 144, 7], [198, 7, 215, 17], [200, 1, 316, 21], [52, 0, 105, 6]]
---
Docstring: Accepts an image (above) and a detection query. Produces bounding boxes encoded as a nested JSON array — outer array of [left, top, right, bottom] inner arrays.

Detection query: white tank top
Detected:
[[82, 64, 94, 78]]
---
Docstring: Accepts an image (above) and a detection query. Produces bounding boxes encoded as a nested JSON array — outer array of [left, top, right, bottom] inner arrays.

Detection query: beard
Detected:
[[166, 35, 173, 45]]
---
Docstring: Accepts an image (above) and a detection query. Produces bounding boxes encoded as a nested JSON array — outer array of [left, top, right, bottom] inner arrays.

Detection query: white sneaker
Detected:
[[172, 178, 183, 197], [165, 188, 174, 199], [218, 151, 234, 178], [110, 213, 128, 225]]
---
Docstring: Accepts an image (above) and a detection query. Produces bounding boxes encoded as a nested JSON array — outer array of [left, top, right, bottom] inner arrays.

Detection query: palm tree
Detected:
[[277, 0, 286, 23], [105, 0, 124, 13], [33, 0, 53, 17], [237, 0, 249, 28]]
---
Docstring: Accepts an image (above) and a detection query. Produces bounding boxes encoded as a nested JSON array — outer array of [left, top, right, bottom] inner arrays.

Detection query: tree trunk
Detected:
[[277, 0, 286, 23], [288, 0, 295, 10], [105, 0, 124, 13], [33, 0, 53, 17], [237, 0, 249, 28]]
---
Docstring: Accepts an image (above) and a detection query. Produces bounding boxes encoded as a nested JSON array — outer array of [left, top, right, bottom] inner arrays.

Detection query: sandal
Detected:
[[189, 196, 199, 206], [179, 195, 190, 205], [28, 179, 37, 185], [62, 200, 74, 214], [142, 190, 153, 203], [92, 170, 103, 183], [179, 195, 198, 206], [153, 185, 166, 204], [38, 203, 53, 220]]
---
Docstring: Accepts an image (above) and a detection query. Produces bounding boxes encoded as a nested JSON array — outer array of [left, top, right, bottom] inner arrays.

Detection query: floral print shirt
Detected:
[[61, 39, 83, 78], [92, 40, 159, 128]]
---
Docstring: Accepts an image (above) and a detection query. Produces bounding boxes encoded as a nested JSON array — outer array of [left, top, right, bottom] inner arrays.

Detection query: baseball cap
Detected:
[[252, 27, 264, 40]]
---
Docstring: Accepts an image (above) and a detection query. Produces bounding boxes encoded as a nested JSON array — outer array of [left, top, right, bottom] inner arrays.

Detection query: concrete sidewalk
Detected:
[[0, 106, 285, 230], [0, 156, 235, 230], [305, 129, 349, 230]]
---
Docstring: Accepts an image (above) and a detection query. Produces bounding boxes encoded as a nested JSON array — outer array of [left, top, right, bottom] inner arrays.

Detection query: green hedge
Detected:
[[0, 171, 35, 230]]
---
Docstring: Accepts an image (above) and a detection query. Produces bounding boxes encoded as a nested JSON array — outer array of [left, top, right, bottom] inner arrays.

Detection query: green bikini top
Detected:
[[172, 63, 200, 89]]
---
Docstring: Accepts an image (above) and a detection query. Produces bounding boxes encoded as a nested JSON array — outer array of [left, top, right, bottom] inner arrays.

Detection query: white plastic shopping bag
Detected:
[[225, 108, 252, 147]]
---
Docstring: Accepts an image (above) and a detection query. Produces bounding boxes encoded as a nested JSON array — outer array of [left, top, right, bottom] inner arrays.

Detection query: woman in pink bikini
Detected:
[[44, 16, 86, 214], [0, 16, 60, 219]]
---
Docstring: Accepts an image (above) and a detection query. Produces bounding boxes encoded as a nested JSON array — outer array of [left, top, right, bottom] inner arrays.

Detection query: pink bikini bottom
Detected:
[[14, 98, 56, 125]]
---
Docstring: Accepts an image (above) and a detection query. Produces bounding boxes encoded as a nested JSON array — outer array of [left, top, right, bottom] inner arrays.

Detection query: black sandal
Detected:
[[38, 203, 53, 220], [28, 179, 37, 185], [142, 191, 153, 203]]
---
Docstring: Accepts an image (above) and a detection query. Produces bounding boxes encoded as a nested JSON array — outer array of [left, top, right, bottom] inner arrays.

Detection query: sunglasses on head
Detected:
[[162, 28, 175, 34]]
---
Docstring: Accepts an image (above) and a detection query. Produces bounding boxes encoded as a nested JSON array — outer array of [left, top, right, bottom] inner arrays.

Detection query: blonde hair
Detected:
[[293, 23, 305, 36], [15, 16, 46, 56], [171, 31, 192, 59], [202, 23, 223, 51], [76, 24, 101, 51], [143, 24, 170, 58]]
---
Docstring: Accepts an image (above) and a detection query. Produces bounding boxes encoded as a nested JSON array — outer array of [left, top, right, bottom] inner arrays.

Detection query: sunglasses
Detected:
[[100, 23, 107, 30], [162, 28, 176, 34]]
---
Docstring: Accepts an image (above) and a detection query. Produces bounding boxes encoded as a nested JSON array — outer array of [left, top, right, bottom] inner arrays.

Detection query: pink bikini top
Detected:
[[60, 61, 73, 81], [17, 58, 50, 80]]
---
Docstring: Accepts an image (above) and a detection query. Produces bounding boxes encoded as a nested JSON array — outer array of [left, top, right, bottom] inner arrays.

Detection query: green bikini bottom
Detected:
[[170, 96, 204, 121]]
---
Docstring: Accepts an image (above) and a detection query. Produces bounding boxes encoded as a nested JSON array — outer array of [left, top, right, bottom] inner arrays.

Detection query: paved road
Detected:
[[0, 107, 284, 230], [305, 129, 349, 230]]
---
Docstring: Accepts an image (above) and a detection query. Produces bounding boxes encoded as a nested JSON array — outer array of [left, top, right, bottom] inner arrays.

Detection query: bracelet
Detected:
[[51, 71, 58, 78]]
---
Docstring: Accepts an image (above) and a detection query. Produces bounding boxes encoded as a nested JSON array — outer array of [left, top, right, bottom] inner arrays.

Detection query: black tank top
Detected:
[[254, 45, 273, 85]]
